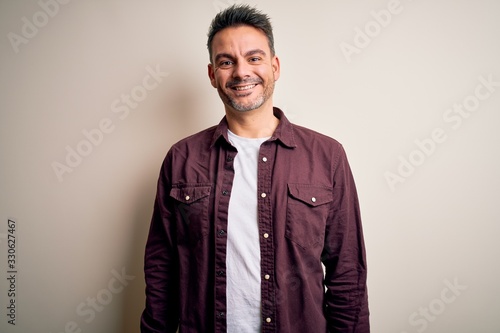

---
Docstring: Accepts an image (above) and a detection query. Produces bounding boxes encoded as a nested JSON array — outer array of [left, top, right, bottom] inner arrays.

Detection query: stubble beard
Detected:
[[220, 78, 275, 112]]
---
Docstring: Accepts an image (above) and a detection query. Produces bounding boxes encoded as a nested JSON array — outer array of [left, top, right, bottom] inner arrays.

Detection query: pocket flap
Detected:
[[287, 183, 332, 207], [170, 185, 211, 204]]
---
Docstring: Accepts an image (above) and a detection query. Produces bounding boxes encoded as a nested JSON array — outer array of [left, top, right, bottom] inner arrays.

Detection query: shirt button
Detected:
[[261, 192, 267, 198], [263, 233, 269, 239], [217, 270, 225, 276], [311, 197, 316, 203], [185, 195, 190, 201], [262, 157, 268, 162], [226, 156, 234, 162], [265, 317, 272, 323], [218, 229, 226, 236], [222, 190, 229, 196], [264, 274, 270, 280]]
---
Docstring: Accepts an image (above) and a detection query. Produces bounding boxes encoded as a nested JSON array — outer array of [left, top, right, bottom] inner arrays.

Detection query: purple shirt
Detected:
[[141, 108, 370, 332]]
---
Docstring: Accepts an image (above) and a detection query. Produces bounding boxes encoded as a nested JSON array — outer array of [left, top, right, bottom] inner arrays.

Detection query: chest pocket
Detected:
[[285, 183, 333, 250], [170, 184, 212, 246]]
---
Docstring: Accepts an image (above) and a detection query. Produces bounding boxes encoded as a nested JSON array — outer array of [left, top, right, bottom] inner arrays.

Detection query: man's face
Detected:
[[208, 25, 280, 113]]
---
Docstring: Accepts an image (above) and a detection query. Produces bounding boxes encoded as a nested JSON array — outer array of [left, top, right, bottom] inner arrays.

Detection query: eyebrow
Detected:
[[214, 49, 267, 63], [244, 49, 267, 57]]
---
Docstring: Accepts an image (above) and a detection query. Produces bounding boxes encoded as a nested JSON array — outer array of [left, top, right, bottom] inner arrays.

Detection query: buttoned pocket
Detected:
[[285, 183, 333, 249], [170, 184, 212, 246]]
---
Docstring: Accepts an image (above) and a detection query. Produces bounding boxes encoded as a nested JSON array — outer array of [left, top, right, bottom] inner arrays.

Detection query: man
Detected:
[[141, 4, 369, 333]]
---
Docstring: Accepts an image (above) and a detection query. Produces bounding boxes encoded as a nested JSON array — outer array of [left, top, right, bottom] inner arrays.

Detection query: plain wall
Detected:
[[1, 0, 499, 332]]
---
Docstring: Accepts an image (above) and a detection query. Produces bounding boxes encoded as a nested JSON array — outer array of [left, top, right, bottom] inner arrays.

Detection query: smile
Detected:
[[231, 84, 257, 91]]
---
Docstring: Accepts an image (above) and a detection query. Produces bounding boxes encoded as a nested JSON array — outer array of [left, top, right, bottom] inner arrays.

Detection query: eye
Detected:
[[249, 57, 261, 62], [218, 60, 234, 69]]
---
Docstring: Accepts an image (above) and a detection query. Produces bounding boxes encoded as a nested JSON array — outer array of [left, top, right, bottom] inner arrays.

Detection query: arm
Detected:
[[322, 145, 370, 332], [141, 154, 180, 333]]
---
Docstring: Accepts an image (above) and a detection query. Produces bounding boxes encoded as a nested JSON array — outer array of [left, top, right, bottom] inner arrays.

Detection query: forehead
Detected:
[[211, 25, 270, 57]]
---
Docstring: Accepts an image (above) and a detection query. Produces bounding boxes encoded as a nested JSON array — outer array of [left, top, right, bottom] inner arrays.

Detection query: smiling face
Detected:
[[208, 25, 280, 113]]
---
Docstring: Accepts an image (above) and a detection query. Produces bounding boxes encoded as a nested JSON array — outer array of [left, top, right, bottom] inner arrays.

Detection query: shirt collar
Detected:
[[210, 107, 297, 149]]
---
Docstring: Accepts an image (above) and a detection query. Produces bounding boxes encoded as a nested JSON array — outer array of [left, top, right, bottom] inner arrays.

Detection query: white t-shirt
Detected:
[[226, 130, 269, 333]]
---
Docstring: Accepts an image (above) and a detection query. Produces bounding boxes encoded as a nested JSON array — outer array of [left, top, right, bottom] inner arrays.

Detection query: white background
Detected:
[[1, 0, 499, 332]]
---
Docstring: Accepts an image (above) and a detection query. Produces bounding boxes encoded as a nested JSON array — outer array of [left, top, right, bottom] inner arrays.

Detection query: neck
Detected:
[[225, 102, 279, 138]]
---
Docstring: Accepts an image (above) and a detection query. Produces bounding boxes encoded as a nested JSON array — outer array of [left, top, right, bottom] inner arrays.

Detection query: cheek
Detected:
[[213, 72, 228, 87], [257, 67, 275, 81]]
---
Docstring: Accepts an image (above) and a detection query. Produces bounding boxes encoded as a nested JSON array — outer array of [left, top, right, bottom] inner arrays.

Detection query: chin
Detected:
[[230, 98, 265, 112]]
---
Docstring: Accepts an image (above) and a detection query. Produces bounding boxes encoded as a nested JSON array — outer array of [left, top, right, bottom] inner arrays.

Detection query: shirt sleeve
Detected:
[[141, 151, 180, 333], [322, 144, 370, 332]]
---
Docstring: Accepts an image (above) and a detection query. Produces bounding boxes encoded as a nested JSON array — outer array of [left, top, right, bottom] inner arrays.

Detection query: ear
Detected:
[[272, 55, 281, 81], [208, 63, 217, 88]]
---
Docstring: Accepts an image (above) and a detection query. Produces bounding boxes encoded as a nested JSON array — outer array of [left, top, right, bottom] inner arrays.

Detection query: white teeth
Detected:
[[233, 84, 256, 91]]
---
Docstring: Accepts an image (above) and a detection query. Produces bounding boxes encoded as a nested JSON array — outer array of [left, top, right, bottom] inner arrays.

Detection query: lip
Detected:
[[230, 83, 258, 91]]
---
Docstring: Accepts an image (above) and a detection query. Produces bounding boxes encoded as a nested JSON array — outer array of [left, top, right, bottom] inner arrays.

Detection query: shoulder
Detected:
[[170, 125, 218, 151], [159, 125, 218, 168], [291, 123, 343, 150]]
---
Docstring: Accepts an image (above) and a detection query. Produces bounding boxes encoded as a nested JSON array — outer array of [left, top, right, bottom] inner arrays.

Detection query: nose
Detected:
[[232, 60, 251, 80]]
